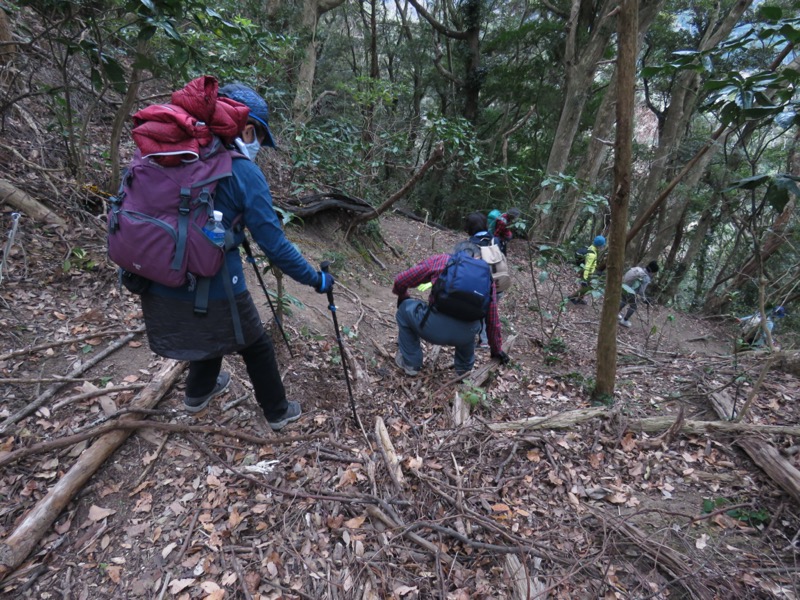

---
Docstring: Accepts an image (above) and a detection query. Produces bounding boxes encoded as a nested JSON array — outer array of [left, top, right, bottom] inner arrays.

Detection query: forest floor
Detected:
[[1, 208, 799, 599]]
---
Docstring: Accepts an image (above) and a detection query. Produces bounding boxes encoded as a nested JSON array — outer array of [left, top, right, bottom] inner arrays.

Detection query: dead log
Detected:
[[489, 407, 800, 438], [488, 406, 608, 433], [276, 192, 378, 219], [451, 391, 471, 427], [375, 416, 404, 486], [736, 439, 800, 503], [0, 179, 66, 229], [709, 391, 800, 504], [466, 334, 519, 387], [0, 360, 186, 580], [770, 350, 800, 377], [586, 505, 715, 600], [504, 554, 548, 600]]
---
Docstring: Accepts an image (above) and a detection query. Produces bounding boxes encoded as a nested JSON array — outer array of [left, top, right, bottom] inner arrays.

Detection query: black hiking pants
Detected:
[[185, 331, 288, 420]]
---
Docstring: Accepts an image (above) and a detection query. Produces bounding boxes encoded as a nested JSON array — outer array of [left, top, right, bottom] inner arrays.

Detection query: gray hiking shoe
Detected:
[[184, 371, 231, 413], [619, 319, 632, 328], [268, 401, 302, 431], [395, 351, 420, 377]]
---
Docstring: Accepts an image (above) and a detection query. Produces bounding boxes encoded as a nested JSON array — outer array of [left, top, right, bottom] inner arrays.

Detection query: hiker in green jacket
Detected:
[[569, 235, 606, 305]]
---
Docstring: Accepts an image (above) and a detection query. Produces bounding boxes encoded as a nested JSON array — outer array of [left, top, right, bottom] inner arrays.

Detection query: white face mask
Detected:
[[234, 137, 261, 161]]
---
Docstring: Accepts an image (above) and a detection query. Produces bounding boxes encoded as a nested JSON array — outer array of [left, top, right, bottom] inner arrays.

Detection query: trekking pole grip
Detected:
[[320, 261, 335, 307]]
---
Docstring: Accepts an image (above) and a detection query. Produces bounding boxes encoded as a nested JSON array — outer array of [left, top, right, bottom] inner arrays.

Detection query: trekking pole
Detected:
[[241, 239, 294, 358], [320, 261, 363, 430]]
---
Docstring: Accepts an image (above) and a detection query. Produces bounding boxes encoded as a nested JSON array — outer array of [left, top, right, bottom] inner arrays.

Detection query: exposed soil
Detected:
[[1, 210, 799, 599]]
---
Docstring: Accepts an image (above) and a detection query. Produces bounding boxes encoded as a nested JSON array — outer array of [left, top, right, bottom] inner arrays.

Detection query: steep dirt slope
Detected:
[[1, 210, 799, 599]]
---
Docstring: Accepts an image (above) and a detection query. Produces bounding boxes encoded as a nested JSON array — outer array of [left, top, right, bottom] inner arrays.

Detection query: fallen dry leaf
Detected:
[[88, 505, 116, 522]]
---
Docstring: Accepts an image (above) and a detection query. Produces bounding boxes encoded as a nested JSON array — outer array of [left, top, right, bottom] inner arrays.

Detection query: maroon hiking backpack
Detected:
[[107, 139, 233, 288]]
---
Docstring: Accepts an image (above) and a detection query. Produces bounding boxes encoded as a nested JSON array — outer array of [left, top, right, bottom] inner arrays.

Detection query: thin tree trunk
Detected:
[[629, 0, 752, 258], [660, 205, 715, 301], [534, 0, 617, 239], [292, 0, 347, 123], [345, 143, 444, 237], [108, 38, 148, 194], [594, 0, 636, 401], [555, 0, 665, 243]]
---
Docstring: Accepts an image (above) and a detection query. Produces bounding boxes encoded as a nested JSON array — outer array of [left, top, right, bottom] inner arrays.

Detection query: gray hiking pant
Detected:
[[396, 299, 481, 374]]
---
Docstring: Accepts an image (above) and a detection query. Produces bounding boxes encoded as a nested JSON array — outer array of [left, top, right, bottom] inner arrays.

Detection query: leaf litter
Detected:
[[0, 214, 798, 598]]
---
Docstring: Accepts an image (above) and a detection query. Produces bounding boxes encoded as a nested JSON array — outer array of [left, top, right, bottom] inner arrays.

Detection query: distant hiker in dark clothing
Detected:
[[569, 235, 606, 305], [618, 261, 658, 328], [465, 211, 496, 247], [738, 306, 786, 347], [492, 208, 521, 255], [392, 241, 508, 377]]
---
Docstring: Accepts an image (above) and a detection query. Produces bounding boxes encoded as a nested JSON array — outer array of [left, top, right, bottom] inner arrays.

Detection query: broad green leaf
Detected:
[[757, 5, 782, 20]]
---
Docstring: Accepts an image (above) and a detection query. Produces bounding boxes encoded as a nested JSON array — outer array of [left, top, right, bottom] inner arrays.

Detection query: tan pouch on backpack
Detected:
[[479, 243, 511, 293]]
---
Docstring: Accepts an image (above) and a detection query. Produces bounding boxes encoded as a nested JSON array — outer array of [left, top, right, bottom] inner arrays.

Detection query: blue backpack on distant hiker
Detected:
[[424, 251, 493, 325], [575, 246, 590, 267]]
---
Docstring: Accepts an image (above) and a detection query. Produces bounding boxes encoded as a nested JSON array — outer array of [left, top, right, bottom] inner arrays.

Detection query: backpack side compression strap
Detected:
[[192, 259, 245, 346]]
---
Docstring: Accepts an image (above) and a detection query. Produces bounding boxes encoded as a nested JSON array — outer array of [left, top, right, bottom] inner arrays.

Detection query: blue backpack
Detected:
[[425, 251, 493, 324]]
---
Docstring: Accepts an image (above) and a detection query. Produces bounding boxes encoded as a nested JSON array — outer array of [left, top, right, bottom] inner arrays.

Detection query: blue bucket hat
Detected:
[[219, 83, 276, 148], [593, 235, 606, 247]]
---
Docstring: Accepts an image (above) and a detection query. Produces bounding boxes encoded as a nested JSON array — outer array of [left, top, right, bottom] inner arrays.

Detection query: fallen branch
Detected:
[[0, 327, 145, 361], [0, 178, 67, 229], [365, 505, 456, 566], [0, 418, 328, 469], [0, 360, 185, 580], [345, 143, 445, 238], [0, 332, 138, 436]]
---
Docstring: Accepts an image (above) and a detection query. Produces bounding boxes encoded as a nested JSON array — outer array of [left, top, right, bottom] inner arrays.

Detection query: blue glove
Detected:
[[315, 271, 334, 294]]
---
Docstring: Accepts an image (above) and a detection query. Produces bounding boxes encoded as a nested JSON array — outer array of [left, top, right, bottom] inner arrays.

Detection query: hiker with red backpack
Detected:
[[108, 77, 333, 431], [392, 241, 509, 377], [489, 207, 521, 255]]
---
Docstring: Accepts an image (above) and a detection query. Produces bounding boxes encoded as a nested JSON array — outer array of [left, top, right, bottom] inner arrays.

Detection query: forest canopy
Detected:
[[0, 0, 798, 318]]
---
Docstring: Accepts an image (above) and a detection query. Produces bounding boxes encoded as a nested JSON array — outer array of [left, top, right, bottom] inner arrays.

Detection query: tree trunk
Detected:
[[533, 0, 617, 239], [555, 0, 665, 244], [641, 134, 723, 265], [629, 0, 752, 258], [660, 205, 715, 302], [291, 0, 347, 123], [704, 196, 797, 314], [0, 7, 15, 66], [593, 0, 636, 401]]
